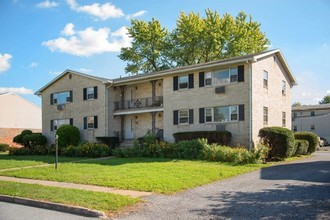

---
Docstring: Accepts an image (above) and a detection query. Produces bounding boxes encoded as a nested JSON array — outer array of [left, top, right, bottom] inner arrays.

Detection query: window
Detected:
[[205, 108, 213, 122], [282, 80, 286, 95], [178, 75, 188, 89], [51, 91, 72, 105], [213, 106, 238, 122], [263, 107, 268, 125], [311, 111, 315, 116], [84, 116, 98, 129], [213, 68, 238, 85], [282, 112, 286, 127], [179, 110, 189, 124], [83, 86, 98, 100], [263, 71, 268, 88], [205, 72, 212, 86], [51, 118, 71, 131], [311, 125, 315, 131], [293, 125, 297, 132]]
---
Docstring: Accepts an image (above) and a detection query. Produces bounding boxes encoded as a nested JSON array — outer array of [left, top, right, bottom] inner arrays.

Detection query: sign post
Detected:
[[55, 135, 58, 170]]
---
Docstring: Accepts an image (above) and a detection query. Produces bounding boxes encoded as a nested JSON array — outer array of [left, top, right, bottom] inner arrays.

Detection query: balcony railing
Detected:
[[114, 96, 163, 111]]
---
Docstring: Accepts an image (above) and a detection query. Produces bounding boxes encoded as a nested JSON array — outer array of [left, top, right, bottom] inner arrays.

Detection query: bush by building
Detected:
[[294, 139, 309, 156], [294, 132, 319, 154], [0, 143, 10, 152], [173, 131, 232, 145], [56, 125, 80, 148]]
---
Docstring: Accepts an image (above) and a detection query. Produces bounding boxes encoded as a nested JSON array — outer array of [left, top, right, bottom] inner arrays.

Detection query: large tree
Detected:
[[319, 95, 330, 104], [119, 10, 270, 74]]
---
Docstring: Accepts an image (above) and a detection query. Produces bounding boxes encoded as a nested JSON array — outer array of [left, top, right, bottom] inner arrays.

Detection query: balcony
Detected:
[[114, 96, 163, 111]]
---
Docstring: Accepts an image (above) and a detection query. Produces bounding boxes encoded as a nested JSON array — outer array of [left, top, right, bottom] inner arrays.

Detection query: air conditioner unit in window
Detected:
[[57, 104, 65, 110]]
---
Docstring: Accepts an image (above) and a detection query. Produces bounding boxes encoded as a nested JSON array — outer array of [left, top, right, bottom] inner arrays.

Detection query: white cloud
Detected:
[[29, 62, 38, 68], [61, 23, 75, 36], [42, 24, 131, 57], [79, 68, 92, 73], [0, 87, 34, 95], [327, 90, 330, 94], [0, 53, 12, 73], [36, 0, 59, 8], [126, 10, 147, 20], [67, 0, 124, 20]]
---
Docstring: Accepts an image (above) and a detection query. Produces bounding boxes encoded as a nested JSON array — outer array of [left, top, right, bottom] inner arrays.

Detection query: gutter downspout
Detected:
[[105, 82, 114, 137], [247, 61, 253, 151]]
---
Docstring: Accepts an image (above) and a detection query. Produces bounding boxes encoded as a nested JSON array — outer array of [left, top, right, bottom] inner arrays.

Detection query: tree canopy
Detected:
[[292, 102, 302, 107], [119, 10, 270, 74], [319, 95, 330, 104]]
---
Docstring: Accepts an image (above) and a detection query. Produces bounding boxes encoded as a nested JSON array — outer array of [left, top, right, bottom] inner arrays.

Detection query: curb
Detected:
[[0, 195, 108, 219]]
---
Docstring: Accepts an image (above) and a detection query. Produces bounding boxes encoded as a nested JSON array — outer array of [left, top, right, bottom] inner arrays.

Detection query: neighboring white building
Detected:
[[292, 104, 330, 141], [0, 92, 42, 146]]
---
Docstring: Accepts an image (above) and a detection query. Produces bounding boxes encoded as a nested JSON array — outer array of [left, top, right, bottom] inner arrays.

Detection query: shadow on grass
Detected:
[[0, 154, 82, 164], [193, 184, 330, 220]]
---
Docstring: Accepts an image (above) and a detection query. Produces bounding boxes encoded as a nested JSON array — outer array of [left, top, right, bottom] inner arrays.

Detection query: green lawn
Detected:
[[0, 157, 269, 193], [0, 154, 84, 170], [0, 180, 139, 215]]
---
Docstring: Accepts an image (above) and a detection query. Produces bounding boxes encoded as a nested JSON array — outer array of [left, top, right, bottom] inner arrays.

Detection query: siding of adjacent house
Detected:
[[41, 73, 109, 144]]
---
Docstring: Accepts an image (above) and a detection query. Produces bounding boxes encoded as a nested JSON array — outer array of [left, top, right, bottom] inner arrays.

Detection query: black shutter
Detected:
[[94, 116, 98, 128], [199, 72, 205, 87], [50, 94, 53, 105], [199, 108, 205, 123], [173, 76, 178, 91], [70, 118, 73, 125], [94, 86, 98, 99], [189, 109, 194, 124], [69, 91, 73, 102], [238, 65, 244, 82], [84, 117, 87, 129], [239, 105, 245, 121], [188, 73, 194, 89], [173, 110, 178, 125], [83, 88, 87, 100], [50, 120, 53, 131]]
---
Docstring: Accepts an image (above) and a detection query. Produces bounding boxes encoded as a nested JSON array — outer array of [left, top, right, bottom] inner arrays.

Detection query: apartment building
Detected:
[[35, 49, 296, 148], [292, 104, 330, 141]]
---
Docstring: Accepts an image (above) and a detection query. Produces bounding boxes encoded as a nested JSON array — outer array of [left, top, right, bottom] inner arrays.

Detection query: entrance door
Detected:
[[124, 116, 134, 139]]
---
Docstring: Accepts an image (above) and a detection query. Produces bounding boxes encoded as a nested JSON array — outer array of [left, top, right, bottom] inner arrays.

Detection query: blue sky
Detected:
[[1, 0, 329, 106]]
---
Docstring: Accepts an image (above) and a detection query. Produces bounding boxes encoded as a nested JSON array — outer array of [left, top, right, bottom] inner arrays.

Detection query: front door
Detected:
[[125, 115, 134, 139]]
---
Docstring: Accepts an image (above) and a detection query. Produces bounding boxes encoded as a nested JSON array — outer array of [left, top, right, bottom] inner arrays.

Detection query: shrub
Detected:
[[56, 125, 80, 148], [96, 136, 120, 148], [0, 143, 10, 152], [9, 147, 31, 156], [23, 134, 47, 147], [173, 131, 232, 145], [13, 130, 33, 146], [259, 127, 295, 160], [294, 132, 318, 154], [294, 139, 309, 156], [62, 142, 110, 158], [175, 139, 205, 159]]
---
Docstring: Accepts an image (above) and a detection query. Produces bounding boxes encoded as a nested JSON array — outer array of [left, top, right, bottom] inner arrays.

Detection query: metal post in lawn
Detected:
[[55, 135, 58, 170]]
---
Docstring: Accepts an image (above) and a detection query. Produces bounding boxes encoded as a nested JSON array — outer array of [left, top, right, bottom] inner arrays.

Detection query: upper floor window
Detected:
[[178, 75, 188, 90], [213, 68, 238, 85], [282, 112, 286, 127], [263, 71, 268, 88], [311, 111, 315, 116], [263, 106, 268, 125], [84, 116, 98, 129], [51, 91, 72, 105], [83, 86, 98, 100], [282, 80, 286, 95], [204, 72, 212, 86], [50, 118, 72, 131]]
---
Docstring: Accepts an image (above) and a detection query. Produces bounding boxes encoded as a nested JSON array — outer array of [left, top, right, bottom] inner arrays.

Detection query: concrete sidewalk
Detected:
[[0, 176, 152, 198]]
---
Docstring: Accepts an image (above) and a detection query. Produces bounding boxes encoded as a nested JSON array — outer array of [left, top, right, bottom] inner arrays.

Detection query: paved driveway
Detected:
[[118, 150, 330, 220]]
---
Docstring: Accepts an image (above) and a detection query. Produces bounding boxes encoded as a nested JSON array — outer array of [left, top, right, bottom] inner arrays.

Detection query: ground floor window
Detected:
[[84, 116, 98, 129], [51, 118, 71, 131]]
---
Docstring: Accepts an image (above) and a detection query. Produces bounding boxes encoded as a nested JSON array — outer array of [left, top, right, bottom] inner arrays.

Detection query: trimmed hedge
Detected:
[[259, 127, 295, 160], [23, 134, 47, 147], [0, 143, 10, 152], [173, 131, 232, 145], [9, 145, 54, 156], [13, 130, 33, 146], [294, 139, 309, 156], [62, 142, 110, 158], [294, 132, 318, 154], [56, 125, 80, 148]]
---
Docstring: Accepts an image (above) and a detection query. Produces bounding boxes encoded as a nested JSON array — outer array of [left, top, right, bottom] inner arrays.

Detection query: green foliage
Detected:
[[319, 95, 330, 104], [95, 136, 120, 148], [294, 132, 319, 154], [23, 134, 47, 147], [258, 127, 296, 160], [173, 131, 232, 145], [0, 143, 9, 152], [294, 139, 309, 156], [13, 130, 33, 146], [62, 142, 110, 158], [119, 10, 270, 74], [292, 102, 302, 107], [8, 145, 53, 156], [56, 125, 80, 148]]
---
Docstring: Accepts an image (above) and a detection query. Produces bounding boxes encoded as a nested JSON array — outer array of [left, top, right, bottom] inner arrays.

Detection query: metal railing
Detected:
[[114, 96, 163, 111]]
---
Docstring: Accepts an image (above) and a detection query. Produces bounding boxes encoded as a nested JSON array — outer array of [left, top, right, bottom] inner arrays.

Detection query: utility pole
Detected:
[[55, 135, 58, 170]]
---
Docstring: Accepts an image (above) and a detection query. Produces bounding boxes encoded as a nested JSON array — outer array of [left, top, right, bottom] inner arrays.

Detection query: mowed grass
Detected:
[[0, 154, 84, 170], [0, 157, 269, 193], [0, 180, 139, 214]]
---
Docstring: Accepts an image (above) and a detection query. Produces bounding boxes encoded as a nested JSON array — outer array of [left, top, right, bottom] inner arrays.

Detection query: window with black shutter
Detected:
[[239, 105, 244, 121], [188, 73, 194, 89], [189, 109, 194, 124], [199, 108, 205, 123], [238, 65, 244, 82], [173, 76, 178, 91], [173, 110, 178, 125], [199, 72, 205, 87]]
